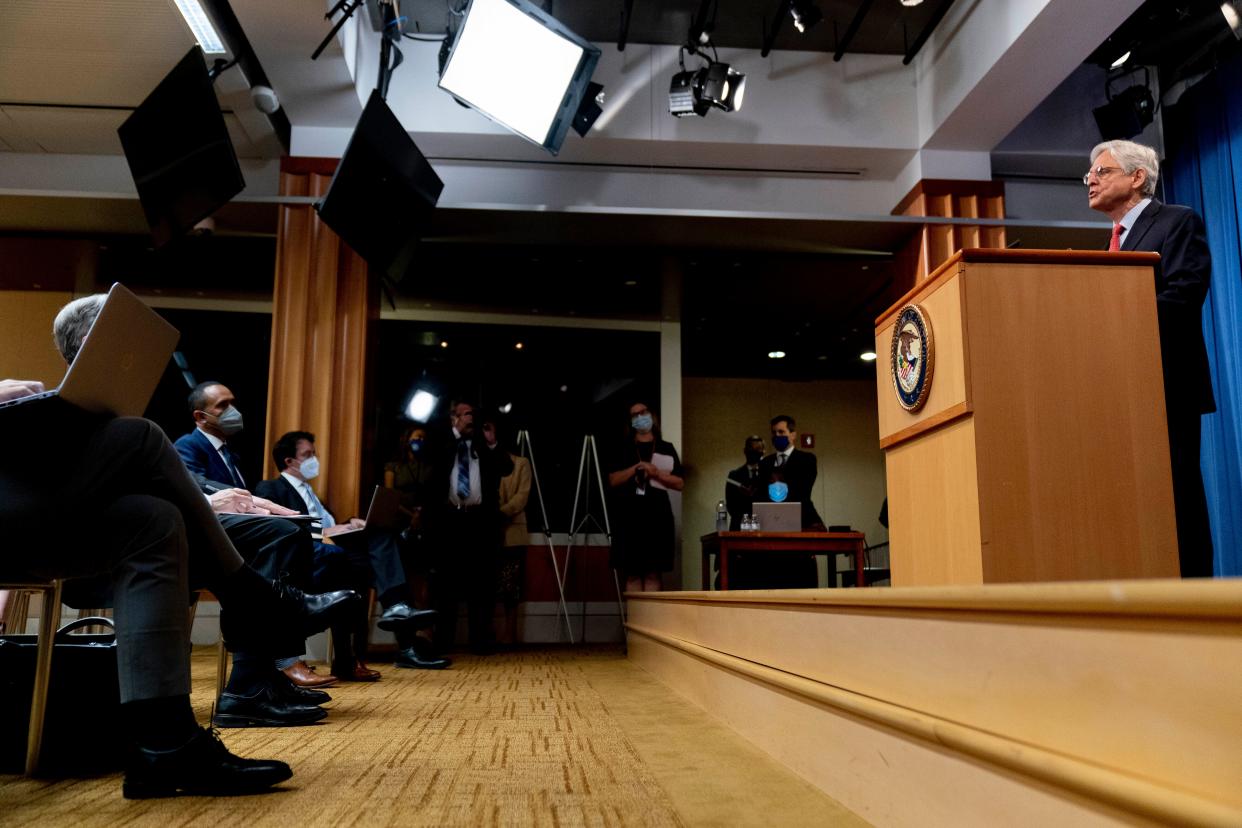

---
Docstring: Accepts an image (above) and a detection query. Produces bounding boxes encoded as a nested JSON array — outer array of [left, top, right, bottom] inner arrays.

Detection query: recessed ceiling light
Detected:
[[1110, 50, 1132, 69], [624, 280, 638, 286], [860, 351, 878, 362], [171, 0, 227, 54], [768, 350, 786, 359], [499, 402, 513, 413], [816, 354, 828, 361], [440, 340, 449, 348], [515, 341, 524, 349]]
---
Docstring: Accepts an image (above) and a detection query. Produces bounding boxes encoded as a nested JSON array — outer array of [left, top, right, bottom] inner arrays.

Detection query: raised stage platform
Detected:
[[626, 580, 1242, 827]]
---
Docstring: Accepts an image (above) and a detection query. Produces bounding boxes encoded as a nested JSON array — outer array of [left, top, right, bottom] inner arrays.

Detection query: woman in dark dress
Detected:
[[607, 401, 684, 592]]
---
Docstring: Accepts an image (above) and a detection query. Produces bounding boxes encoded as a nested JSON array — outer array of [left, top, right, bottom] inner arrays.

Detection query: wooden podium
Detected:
[[874, 249, 1179, 585]]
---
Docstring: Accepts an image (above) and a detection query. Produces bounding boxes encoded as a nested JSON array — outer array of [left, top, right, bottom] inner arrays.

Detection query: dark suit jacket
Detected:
[[427, 435, 514, 516], [725, 463, 762, 531], [254, 475, 314, 516], [758, 448, 824, 529], [174, 428, 244, 490], [1120, 199, 1216, 415]]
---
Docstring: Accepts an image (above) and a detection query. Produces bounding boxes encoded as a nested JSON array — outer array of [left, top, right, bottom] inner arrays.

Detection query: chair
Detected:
[[188, 590, 229, 701], [0, 579, 64, 775]]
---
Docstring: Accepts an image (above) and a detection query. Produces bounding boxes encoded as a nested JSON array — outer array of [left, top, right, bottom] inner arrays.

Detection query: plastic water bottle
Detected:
[[752, 513, 762, 532], [741, 513, 753, 531], [715, 500, 729, 532]]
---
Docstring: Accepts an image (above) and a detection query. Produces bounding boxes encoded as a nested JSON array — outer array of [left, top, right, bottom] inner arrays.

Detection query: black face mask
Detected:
[[744, 449, 763, 464]]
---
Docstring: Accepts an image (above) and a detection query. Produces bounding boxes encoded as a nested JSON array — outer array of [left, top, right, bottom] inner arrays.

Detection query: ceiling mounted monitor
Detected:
[[118, 46, 245, 248], [438, 0, 601, 154], [315, 90, 444, 284]]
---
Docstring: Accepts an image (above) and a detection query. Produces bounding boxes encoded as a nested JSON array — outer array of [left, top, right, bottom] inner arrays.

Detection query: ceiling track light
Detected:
[[790, 0, 822, 33], [668, 41, 747, 118]]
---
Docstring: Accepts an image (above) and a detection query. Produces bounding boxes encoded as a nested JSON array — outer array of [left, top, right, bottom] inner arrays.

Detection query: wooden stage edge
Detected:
[[626, 579, 1242, 828]]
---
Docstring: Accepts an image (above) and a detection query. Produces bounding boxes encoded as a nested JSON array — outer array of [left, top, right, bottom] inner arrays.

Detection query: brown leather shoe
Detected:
[[332, 659, 381, 682], [282, 660, 338, 688]]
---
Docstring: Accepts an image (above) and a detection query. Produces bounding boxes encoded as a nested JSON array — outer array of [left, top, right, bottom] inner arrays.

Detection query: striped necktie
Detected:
[[456, 441, 472, 500]]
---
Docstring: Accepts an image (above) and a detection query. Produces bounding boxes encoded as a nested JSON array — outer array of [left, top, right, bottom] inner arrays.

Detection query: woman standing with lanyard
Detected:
[[607, 401, 685, 592]]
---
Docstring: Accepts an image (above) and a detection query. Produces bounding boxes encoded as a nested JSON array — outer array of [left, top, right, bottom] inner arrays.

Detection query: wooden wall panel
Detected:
[[265, 161, 376, 517]]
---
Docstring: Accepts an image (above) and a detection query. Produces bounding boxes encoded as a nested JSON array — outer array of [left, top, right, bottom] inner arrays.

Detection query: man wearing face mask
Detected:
[[256, 432, 446, 678], [175, 382, 250, 490], [756, 414, 821, 588], [726, 435, 765, 532]]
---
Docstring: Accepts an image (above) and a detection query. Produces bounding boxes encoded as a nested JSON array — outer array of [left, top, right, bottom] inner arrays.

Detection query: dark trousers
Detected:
[[312, 539, 374, 665], [219, 514, 312, 659], [431, 508, 499, 651], [1168, 407, 1214, 578], [0, 416, 246, 702]]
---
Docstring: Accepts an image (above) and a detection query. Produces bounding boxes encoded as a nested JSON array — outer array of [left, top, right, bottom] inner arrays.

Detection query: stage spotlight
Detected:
[[406, 389, 438, 422], [438, 0, 602, 154], [700, 62, 746, 112], [669, 71, 711, 117], [669, 62, 746, 117], [1223, 1, 1242, 39], [790, 1, 822, 33]]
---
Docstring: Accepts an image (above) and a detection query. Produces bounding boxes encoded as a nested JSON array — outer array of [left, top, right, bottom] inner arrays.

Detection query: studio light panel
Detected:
[[438, 0, 600, 153]]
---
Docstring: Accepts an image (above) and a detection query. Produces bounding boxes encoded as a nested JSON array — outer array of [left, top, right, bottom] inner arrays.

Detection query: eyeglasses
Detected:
[[1082, 165, 1122, 185]]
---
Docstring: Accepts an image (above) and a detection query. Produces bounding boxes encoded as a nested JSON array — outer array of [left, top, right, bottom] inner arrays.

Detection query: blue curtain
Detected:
[[1163, 53, 1242, 576]]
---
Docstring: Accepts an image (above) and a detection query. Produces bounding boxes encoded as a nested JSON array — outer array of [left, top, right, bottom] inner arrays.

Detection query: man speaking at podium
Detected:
[[1086, 139, 1215, 577]]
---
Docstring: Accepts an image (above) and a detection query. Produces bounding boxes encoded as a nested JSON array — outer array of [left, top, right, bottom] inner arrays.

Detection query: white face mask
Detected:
[[298, 456, 320, 480]]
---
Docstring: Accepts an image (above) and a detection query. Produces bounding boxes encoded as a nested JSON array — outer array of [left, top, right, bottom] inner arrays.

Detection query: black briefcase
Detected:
[[0, 616, 123, 775]]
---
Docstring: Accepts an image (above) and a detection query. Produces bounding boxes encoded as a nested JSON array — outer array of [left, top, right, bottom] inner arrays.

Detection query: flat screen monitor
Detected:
[[315, 90, 445, 282], [118, 46, 245, 248], [438, 0, 601, 154]]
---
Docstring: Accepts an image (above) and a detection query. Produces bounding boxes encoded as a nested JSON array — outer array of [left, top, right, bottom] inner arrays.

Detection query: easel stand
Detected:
[[516, 430, 575, 643], [565, 435, 626, 640]]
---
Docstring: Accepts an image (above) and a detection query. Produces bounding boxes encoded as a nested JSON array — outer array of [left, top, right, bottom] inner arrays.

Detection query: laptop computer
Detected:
[[0, 283, 179, 417], [752, 502, 802, 532], [323, 485, 405, 537]]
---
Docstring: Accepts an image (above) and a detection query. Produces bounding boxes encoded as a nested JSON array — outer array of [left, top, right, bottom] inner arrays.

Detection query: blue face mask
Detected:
[[409, 439, 423, 454], [772, 434, 790, 452], [768, 481, 789, 503], [632, 414, 654, 433], [298, 456, 320, 481]]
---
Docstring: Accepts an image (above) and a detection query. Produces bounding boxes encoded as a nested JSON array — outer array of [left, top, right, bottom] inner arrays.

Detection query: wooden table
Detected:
[[701, 531, 868, 590]]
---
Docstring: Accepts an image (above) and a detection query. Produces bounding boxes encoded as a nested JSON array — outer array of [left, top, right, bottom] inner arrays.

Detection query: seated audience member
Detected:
[[383, 425, 449, 669], [61, 299, 339, 721], [256, 431, 445, 678], [426, 400, 513, 655], [0, 375, 350, 798]]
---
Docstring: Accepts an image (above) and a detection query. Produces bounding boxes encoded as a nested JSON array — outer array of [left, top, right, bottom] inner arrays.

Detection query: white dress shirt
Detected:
[[1117, 197, 1152, 248], [281, 470, 336, 527], [447, 427, 482, 507]]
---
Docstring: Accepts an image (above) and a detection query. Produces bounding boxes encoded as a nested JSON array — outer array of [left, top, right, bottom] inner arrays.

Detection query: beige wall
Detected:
[[0, 290, 73, 387], [681, 377, 888, 588]]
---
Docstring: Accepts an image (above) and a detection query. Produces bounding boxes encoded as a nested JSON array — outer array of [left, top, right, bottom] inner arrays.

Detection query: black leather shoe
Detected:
[[212, 684, 327, 728], [376, 602, 438, 632], [394, 645, 451, 670], [273, 579, 361, 638], [123, 727, 292, 799], [271, 671, 331, 705]]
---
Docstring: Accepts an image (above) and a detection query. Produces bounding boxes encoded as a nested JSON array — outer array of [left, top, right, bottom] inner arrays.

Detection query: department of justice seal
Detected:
[[890, 304, 934, 412]]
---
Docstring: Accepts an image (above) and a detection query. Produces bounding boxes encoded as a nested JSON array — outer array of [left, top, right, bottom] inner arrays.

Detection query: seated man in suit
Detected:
[[0, 298, 353, 795], [256, 431, 446, 678], [755, 414, 822, 588], [54, 296, 337, 722]]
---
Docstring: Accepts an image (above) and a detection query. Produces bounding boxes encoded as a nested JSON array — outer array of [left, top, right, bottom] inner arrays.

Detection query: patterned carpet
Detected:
[[0, 647, 863, 826]]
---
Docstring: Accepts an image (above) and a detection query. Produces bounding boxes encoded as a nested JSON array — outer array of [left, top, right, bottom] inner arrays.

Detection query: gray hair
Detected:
[[52, 294, 106, 364], [1090, 140, 1159, 198]]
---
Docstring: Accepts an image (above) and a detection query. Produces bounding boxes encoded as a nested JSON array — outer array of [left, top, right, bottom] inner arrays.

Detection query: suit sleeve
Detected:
[[174, 434, 208, 477], [1157, 209, 1211, 311]]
